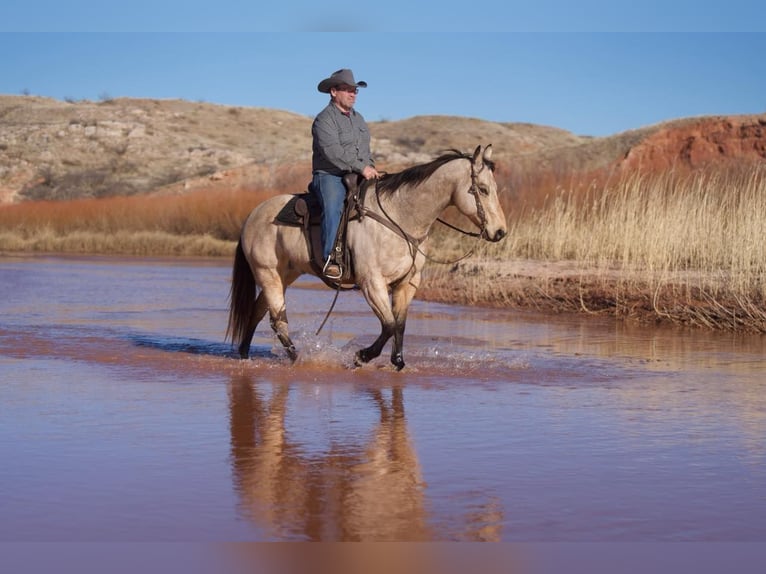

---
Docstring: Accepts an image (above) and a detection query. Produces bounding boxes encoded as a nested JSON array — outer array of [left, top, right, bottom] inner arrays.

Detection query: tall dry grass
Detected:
[[428, 163, 766, 330], [0, 188, 276, 256], [4, 161, 766, 330], [512, 166, 766, 288]]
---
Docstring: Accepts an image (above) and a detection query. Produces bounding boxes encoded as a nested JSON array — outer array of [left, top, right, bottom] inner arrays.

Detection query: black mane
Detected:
[[376, 149, 493, 196]]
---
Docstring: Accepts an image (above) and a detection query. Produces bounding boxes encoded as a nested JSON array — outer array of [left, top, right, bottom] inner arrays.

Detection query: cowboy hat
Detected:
[[317, 69, 368, 93]]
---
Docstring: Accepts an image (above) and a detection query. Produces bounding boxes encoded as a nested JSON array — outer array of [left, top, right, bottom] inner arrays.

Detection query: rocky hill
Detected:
[[1, 94, 764, 204], [619, 115, 766, 172]]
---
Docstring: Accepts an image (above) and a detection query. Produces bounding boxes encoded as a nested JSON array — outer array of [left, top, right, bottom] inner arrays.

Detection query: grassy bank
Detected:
[[422, 164, 766, 331], [3, 165, 766, 331]]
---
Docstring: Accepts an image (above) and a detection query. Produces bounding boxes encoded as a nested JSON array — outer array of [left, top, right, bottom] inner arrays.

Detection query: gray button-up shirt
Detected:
[[312, 102, 374, 176]]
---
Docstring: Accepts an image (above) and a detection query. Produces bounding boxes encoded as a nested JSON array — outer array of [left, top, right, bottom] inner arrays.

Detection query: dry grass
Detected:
[[0, 188, 276, 256], [4, 163, 766, 332], [424, 163, 766, 331], [0, 228, 234, 256]]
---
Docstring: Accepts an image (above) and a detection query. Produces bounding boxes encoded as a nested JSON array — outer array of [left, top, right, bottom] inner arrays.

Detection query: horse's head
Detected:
[[453, 145, 507, 242]]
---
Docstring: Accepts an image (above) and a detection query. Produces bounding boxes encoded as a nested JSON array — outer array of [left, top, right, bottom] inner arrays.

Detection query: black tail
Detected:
[[226, 239, 257, 345]]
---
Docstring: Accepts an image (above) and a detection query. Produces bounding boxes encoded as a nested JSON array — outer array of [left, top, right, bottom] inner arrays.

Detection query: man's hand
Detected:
[[361, 165, 379, 180]]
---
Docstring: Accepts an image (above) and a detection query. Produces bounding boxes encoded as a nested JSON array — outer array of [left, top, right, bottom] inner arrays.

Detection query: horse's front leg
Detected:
[[355, 326, 393, 366], [357, 277, 418, 371], [389, 278, 419, 371], [356, 279, 396, 368]]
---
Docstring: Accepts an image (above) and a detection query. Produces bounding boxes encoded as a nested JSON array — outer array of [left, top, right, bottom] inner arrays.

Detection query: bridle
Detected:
[[436, 156, 490, 239], [367, 154, 492, 267]]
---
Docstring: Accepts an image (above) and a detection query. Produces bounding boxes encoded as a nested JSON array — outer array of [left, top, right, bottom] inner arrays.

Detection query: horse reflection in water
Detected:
[[228, 376, 503, 541], [229, 376, 429, 540]]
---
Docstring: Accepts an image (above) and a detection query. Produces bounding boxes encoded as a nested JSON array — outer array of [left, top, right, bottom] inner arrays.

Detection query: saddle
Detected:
[[274, 173, 368, 288]]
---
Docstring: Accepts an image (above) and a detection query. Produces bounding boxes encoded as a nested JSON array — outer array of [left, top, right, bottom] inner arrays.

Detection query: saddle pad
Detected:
[[274, 193, 322, 226]]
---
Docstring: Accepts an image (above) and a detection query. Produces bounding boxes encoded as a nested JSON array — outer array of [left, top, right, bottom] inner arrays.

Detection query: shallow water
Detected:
[[1, 254, 765, 542]]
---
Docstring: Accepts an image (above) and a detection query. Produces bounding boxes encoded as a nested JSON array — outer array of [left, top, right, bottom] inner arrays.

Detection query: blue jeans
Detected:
[[311, 172, 347, 261]]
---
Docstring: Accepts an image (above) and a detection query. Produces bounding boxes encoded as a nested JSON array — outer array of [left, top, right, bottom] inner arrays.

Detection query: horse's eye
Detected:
[[479, 186, 490, 196]]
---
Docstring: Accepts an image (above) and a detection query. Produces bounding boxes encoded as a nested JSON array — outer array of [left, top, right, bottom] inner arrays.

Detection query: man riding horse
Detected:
[[311, 69, 380, 280], [228, 69, 507, 370]]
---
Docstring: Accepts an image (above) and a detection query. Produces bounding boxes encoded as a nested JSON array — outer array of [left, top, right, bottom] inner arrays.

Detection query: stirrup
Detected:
[[323, 258, 343, 280]]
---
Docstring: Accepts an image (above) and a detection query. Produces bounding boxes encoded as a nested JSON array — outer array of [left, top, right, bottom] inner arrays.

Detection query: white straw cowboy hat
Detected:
[[317, 69, 368, 93]]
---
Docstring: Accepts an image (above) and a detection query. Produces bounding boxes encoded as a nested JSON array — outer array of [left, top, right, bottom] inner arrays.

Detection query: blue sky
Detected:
[[2, 4, 765, 136]]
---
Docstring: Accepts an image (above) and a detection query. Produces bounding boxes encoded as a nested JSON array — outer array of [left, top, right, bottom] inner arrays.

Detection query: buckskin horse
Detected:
[[227, 144, 506, 370]]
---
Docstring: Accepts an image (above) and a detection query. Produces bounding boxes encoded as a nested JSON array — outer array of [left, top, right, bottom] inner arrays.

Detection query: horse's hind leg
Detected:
[[270, 305, 297, 362], [238, 292, 269, 359], [258, 269, 299, 362]]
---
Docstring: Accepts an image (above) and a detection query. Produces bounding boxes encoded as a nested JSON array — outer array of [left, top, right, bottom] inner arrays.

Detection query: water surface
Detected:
[[1, 254, 765, 542]]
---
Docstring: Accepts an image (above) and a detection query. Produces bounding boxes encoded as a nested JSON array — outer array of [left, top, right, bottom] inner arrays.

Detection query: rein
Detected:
[[435, 216, 481, 238]]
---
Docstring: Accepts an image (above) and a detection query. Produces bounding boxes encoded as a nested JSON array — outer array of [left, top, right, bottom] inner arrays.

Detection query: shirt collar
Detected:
[[330, 102, 354, 117]]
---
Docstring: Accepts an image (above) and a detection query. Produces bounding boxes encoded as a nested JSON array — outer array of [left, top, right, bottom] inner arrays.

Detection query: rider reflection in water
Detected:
[[311, 68, 380, 280]]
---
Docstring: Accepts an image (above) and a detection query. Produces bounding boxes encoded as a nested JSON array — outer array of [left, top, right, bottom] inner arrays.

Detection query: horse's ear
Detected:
[[483, 144, 493, 162], [472, 145, 483, 167]]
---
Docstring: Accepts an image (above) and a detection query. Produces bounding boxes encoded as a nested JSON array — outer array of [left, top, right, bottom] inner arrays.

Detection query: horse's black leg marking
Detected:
[[355, 324, 393, 366], [390, 322, 406, 371], [238, 292, 268, 359]]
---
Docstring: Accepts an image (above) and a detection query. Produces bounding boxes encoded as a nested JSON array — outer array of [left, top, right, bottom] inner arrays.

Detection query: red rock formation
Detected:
[[619, 115, 766, 172]]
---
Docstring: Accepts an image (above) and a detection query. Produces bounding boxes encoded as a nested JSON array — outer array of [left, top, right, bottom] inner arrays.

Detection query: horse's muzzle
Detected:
[[485, 228, 507, 242]]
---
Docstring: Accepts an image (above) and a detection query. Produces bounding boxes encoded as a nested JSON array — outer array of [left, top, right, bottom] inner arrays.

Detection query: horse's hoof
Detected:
[[355, 349, 371, 366], [286, 346, 298, 362], [392, 354, 405, 371]]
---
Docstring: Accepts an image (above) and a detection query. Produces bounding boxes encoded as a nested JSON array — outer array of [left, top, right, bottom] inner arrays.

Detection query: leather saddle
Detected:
[[274, 173, 367, 288]]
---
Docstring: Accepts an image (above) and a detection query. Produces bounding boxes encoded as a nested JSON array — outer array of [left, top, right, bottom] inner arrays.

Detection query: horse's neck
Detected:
[[374, 171, 456, 238]]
